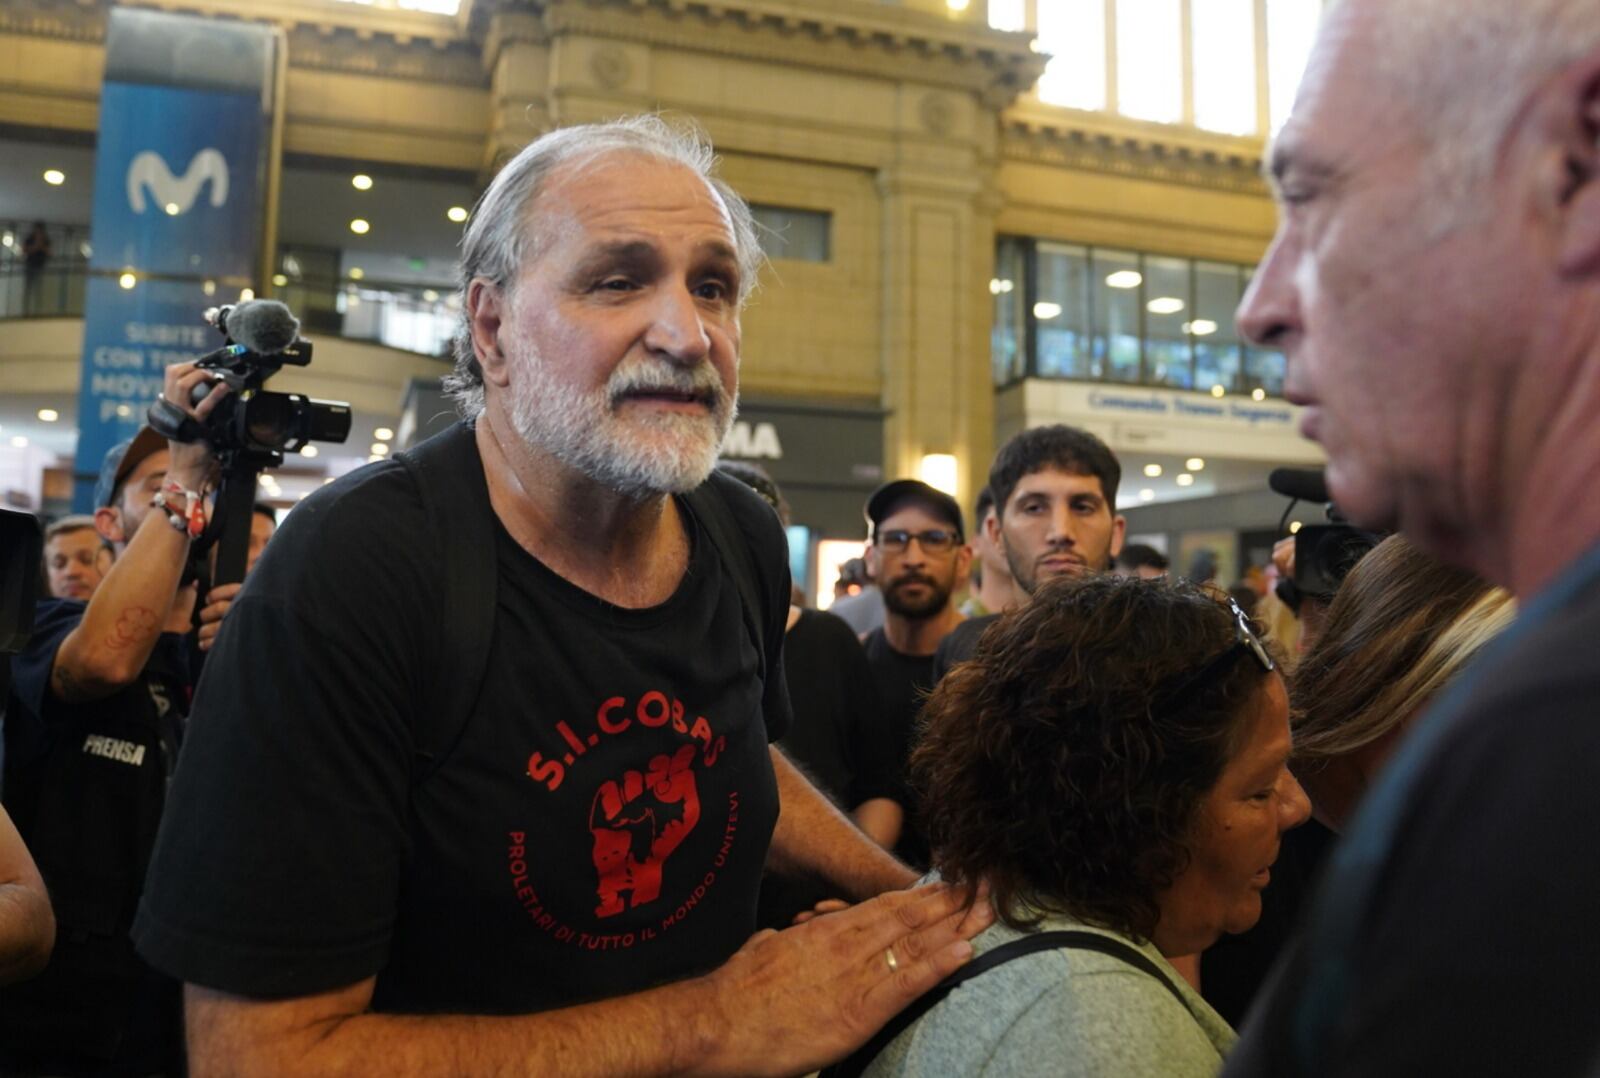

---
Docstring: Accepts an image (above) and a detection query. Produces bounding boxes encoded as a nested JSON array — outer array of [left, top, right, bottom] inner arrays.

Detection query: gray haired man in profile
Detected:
[[1225, 1, 1600, 1074], [133, 117, 987, 1076]]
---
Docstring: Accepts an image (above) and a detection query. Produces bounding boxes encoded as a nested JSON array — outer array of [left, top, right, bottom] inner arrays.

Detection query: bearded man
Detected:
[[131, 117, 987, 1077]]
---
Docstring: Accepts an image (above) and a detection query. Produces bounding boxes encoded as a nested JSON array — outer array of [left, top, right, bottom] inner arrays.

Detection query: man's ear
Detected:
[[864, 541, 881, 580], [94, 506, 125, 545], [467, 278, 511, 387], [1552, 54, 1600, 276], [1109, 514, 1128, 562], [984, 509, 1004, 547]]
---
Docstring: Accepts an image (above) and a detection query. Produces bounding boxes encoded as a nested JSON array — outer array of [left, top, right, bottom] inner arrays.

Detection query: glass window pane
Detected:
[[1034, 242, 1093, 380], [1267, 0, 1322, 132], [1193, 262, 1243, 392], [1246, 347, 1287, 396], [1092, 249, 1143, 383], [1143, 255, 1191, 388], [1192, 0, 1258, 135], [988, 0, 1026, 33], [751, 205, 830, 262], [1038, 0, 1107, 111], [1116, 0, 1182, 124], [991, 238, 1027, 386]]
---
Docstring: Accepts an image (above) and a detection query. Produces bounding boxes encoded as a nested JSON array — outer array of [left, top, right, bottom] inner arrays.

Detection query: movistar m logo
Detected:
[[126, 148, 229, 215]]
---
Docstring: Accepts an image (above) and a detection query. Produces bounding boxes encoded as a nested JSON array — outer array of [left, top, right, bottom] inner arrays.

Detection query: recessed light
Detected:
[[988, 278, 1014, 295], [1176, 473, 1195, 487], [1185, 319, 1218, 336], [165, 202, 181, 216], [37, 408, 58, 422], [422, 289, 439, 302], [1252, 387, 1267, 401], [1033, 301, 1063, 320], [118, 272, 137, 290], [374, 427, 394, 441], [1147, 297, 1186, 315], [42, 169, 64, 186], [351, 174, 373, 191], [299, 445, 319, 458], [239, 288, 255, 301], [1210, 384, 1226, 398], [371, 442, 389, 456], [350, 219, 370, 235], [946, 0, 970, 10], [1139, 488, 1155, 502], [368, 454, 384, 463], [1186, 457, 1205, 471], [348, 267, 365, 280], [446, 206, 469, 223], [202, 280, 216, 296], [1105, 270, 1142, 289], [272, 273, 288, 287], [1143, 463, 1162, 477]]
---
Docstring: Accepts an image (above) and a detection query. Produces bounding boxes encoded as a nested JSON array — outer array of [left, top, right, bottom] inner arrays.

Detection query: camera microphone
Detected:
[[1268, 467, 1330, 504], [218, 300, 301, 355]]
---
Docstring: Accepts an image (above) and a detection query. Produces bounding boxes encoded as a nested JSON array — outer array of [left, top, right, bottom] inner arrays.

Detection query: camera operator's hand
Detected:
[[1272, 535, 1296, 583], [161, 361, 231, 489], [196, 582, 243, 653]]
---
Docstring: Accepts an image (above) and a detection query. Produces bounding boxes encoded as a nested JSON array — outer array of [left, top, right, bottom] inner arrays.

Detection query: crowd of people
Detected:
[[1, 0, 1598, 1072]]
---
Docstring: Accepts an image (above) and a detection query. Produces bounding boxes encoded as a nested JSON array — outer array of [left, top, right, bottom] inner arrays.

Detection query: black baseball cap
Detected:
[[92, 427, 167, 509], [865, 479, 964, 540]]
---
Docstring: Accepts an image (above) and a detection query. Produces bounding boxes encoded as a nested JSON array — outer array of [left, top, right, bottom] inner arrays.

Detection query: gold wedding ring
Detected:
[[884, 948, 899, 973]]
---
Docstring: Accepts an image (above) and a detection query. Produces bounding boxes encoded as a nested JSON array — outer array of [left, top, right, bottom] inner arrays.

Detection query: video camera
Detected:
[[1268, 467, 1383, 610], [147, 299, 352, 586]]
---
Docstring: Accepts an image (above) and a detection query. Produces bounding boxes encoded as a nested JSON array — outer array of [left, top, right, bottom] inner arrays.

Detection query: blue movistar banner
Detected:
[[73, 75, 265, 508]]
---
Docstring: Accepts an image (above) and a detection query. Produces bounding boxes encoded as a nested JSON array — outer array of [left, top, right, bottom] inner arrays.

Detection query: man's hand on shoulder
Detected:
[[695, 882, 991, 1077]]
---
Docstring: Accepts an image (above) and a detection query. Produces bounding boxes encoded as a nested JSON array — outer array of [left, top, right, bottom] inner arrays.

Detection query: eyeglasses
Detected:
[[875, 528, 961, 554], [1159, 596, 1276, 706]]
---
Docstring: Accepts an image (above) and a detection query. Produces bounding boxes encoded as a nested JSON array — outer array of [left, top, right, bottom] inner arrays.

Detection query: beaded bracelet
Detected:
[[151, 480, 207, 539]]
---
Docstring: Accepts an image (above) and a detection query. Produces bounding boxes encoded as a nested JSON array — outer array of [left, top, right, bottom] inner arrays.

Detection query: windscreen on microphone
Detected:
[[225, 300, 300, 354], [1268, 467, 1330, 504]]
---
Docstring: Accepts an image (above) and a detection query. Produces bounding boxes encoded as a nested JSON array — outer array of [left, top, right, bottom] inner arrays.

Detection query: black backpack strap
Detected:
[[822, 929, 1189, 1078], [394, 420, 497, 784], [682, 473, 769, 682]]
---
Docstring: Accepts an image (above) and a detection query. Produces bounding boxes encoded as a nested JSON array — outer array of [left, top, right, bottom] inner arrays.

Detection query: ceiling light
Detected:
[[919, 453, 959, 495], [10, 436, 27, 448], [368, 454, 384, 463], [1033, 301, 1063, 320], [1186, 457, 1205, 471], [351, 174, 373, 191], [239, 288, 255, 301], [118, 272, 137, 290], [374, 427, 394, 441], [446, 206, 469, 223], [1252, 387, 1267, 401], [1105, 270, 1142, 289], [989, 278, 1014, 295], [1289, 520, 1303, 535], [946, 0, 970, 10], [164, 202, 181, 216], [371, 442, 390, 456], [299, 445, 319, 458], [1185, 319, 1218, 336], [1210, 384, 1226, 398], [349, 218, 370, 235], [1146, 297, 1186, 315], [272, 273, 288, 287], [348, 267, 365, 280], [422, 289, 439, 302], [1143, 463, 1162, 478], [1139, 488, 1155, 502], [1176, 473, 1195, 487], [37, 408, 59, 422], [1, 232, 12, 249], [202, 279, 216, 296], [42, 169, 64, 186]]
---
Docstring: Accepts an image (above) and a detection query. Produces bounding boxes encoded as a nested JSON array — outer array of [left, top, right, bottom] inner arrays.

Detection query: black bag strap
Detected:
[[682, 473, 768, 682], [395, 420, 497, 784], [822, 929, 1190, 1078]]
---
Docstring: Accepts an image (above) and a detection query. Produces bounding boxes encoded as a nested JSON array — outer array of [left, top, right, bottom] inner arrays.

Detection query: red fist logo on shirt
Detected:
[[588, 743, 702, 919]]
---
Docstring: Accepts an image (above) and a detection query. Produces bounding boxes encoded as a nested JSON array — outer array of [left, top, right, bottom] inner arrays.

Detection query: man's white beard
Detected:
[[505, 341, 736, 500]]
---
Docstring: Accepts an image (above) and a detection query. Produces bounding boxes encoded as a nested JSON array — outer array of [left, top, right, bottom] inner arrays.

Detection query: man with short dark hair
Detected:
[[958, 487, 1020, 618], [1222, 1, 1600, 1073], [1116, 543, 1170, 580], [937, 425, 1126, 671], [134, 117, 985, 1077]]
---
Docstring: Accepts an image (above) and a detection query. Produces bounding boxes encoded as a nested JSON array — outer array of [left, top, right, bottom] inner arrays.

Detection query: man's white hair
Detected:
[[1362, 0, 1600, 201], [444, 115, 762, 417]]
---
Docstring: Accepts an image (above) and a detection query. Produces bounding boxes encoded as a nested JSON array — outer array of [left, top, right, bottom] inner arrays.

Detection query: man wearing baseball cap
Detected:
[[858, 478, 971, 869], [0, 362, 231, 1074]]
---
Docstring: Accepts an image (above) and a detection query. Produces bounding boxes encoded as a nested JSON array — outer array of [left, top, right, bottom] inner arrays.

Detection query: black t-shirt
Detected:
[[861, 628, 939, 870], [1226, 542, 1600, 1077], [133, 455, 793, 1014], [931, 613, 997, 683], [1, 599, 189, 1070]]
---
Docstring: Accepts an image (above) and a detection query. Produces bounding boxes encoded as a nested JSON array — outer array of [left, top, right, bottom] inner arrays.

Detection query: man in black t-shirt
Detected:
[[858, 479, 971, 868], [935, 425, 1126, 676], [134, 117, 988, 1078], [1, 390, 235, 1074]]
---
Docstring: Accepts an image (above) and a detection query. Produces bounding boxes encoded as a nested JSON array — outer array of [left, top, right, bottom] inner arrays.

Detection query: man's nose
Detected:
[[1045, 505, 1075, 544], [643, 285, 711, 365], [1236, 231, 1299, 350]]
